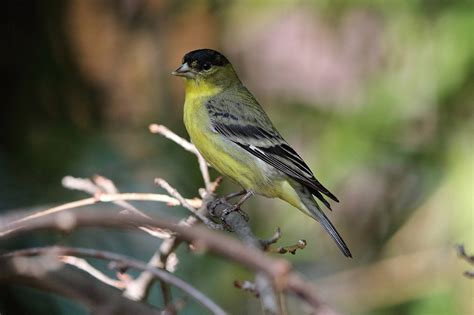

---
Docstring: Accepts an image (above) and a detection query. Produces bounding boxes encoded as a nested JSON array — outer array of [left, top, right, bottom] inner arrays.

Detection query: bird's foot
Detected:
[[221, 205, 249, 222]]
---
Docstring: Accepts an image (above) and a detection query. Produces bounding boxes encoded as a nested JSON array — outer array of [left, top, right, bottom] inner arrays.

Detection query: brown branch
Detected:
[[155, 178, 222, 230], [234, 280, 259, 297], [0, 191, 202, 238], [1, 246, 227, 315], [0, 256, 162, 314], [123, 177, 222, 302], [60, 255, 126, 289], [208, 198, 282, 314], [1, 124, 339, 315], [149, 124, 285, 313], [0, 210, 334, 313], [149, 124, 211, 191], [260, 228, 283, 250], [269, 240, 308, 255]]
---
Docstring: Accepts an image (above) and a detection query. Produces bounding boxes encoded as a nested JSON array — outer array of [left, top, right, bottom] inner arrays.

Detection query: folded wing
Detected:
[[206, 94, 338, 209]]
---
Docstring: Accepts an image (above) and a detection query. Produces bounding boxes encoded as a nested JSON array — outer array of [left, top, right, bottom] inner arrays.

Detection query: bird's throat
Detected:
[[184, 78, 222, 99]]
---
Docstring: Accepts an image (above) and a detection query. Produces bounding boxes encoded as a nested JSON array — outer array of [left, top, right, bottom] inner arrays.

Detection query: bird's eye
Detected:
[[202, 62, 212, 71]]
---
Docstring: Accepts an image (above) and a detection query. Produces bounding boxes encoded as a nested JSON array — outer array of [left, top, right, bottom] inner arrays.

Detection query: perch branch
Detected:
[[155, 178, 222, 230], [208, 198, 282, 314], [123, 177, 222, 301], [0, 210, 334, 313]]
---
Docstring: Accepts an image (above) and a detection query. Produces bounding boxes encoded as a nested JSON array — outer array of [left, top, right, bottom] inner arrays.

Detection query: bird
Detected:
[[172, 48, 352, 257]]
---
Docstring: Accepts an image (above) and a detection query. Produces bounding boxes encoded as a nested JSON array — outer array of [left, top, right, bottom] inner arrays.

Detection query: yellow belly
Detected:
[[179, 79, 308, 214], [181, 88, 304, 211], [183, 95, 280, 196]]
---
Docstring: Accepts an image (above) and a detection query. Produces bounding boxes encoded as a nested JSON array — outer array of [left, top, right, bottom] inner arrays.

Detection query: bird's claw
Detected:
[[221, 206, 249, 222]]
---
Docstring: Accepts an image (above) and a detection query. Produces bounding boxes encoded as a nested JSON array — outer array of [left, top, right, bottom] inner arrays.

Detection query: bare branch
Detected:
[[0, 192, 201, 238], [269, 240, 307, 255], [149, 124, 197, 154], [208, 198, 282, 314], [155, 178, 223, 230], [1, 246, 227, 315], [149, 124, 211, 191], [60, 255, 125, 289], [260, 228, 282, 250], [234, 280, 259, 297], [0, 256, 162, 314], [2, 124, 341, 315], [0, 206, 336, 314], [0, 211, 289, 284]]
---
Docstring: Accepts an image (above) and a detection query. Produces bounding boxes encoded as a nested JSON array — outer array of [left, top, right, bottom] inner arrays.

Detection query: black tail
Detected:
[[295, 185, 352, 258]]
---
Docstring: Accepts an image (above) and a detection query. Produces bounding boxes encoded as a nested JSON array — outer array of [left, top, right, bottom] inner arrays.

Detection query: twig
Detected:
[[0, 257, 162, 314], [123, 177, 223, 301], [260, 228, 283, 250], [269, 240, 307, 255], [234, 280, 259, 297], [149, 124, 197, 154], [155, 178, 223, 230], [0, 211, 290, 285], [149, 124, 211, 191], [0, 208, 336, 314], [60, 255, 126, 289], [0, 192, 201, 238], [208, 198, 282, 314], [1, 246, 227, 315]]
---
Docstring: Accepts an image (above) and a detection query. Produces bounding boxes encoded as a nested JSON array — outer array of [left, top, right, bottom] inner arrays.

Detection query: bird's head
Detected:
[[172, 49, 239, 89]]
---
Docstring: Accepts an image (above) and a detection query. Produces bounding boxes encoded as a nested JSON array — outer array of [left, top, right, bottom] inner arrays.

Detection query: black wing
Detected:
[[206, 95, 338, 209]]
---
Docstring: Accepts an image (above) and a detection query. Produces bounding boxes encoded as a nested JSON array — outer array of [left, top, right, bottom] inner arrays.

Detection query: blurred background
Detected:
[[1, 0, 473, 314]]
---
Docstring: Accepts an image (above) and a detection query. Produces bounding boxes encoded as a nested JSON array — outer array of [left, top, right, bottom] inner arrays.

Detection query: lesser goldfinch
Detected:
[[172, 49, 351, 257]]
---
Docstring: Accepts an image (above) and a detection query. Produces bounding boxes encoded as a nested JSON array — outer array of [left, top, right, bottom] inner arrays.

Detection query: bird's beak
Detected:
[[171, 62, 195, 78]]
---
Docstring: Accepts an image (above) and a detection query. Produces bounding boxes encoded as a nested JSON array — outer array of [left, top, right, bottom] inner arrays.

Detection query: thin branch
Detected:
[[0, 257, 162, 314], [60, 255, 125, 289], [124, 176, 223, 302], [0, 211, 288, 283], [269, 240, 307, 255], [0, 192, 201, 238], [149, 124, 211, 191], [63, 175, 147, 218], [155, 178, 223, 230], [260, 228, 282, 250], [208, 198, 282, 315], [234, 280, 259, 297], [1, 246, 227, 315], [0, 208, 335, 314], [149, 124, 197, 154]]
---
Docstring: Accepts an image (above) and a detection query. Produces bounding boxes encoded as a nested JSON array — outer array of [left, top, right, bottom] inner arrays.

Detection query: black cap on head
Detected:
[[183, 49, 229, 71]]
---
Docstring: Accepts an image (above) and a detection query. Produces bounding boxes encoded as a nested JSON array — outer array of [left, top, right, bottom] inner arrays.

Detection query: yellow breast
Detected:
[[182, 80, 269, 193]]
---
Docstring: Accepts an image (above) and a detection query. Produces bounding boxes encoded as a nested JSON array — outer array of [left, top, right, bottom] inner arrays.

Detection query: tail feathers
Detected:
[[295, 186, 352, 258]]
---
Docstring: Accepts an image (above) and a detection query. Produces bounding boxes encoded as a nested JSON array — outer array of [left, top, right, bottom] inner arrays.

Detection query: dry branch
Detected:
[[0, 209, 335, 314], [0, 256, 162, 314], [0, 124, 340, 315], [1, 246, 227, 315]]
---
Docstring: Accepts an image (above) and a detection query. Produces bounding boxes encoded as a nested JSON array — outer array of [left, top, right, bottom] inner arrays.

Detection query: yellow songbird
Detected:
[[172, 49, 351, 257]]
